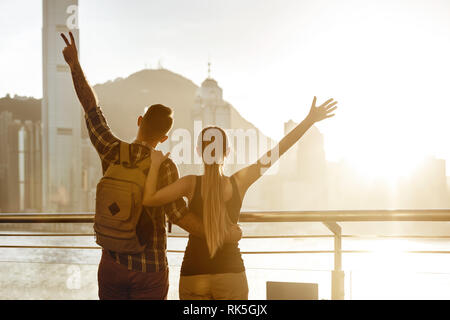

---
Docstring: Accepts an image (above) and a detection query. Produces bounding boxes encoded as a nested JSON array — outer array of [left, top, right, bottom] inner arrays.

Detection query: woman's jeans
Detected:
[[179, 271, 248, 300]]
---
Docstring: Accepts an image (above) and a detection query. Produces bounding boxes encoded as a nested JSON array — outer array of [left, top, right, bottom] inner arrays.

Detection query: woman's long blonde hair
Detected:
[[198, 126, 233, 258]]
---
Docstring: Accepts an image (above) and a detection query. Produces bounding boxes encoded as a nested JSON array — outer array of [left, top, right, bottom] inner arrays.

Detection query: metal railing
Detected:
[[1, 209, 450, 299]]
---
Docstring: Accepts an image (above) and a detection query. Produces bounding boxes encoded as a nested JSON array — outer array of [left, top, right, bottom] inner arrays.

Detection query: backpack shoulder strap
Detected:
[[119, 141, 131, 166], [136, 155, 151, 174]]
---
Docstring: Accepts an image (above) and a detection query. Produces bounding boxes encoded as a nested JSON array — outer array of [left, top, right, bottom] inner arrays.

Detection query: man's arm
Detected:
[[175, 211, 206, 238], [61, 32, 119, 164], [61, 32, 97, 113]]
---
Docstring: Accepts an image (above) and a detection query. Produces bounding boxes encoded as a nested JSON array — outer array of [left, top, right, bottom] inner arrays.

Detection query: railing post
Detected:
[[323, 222, 345, 300]]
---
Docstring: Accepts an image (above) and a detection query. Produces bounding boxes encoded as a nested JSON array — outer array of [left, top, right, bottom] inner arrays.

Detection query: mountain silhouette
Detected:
[[1, 68, 269, 144], [93, 68, 269, 143], [0, 95, 41, 122], [93, 68, 198, 141]]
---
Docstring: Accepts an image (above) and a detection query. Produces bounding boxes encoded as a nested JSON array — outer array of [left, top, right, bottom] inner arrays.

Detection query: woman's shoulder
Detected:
[[181, 175, 197, 184], [229, 172, 246, 202], [183, 175, 200, 203]]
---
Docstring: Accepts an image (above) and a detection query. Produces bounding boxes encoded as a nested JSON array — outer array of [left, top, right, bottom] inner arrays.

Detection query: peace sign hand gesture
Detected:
[[60, 31, 79, 68], [306, 96, 338, 123]]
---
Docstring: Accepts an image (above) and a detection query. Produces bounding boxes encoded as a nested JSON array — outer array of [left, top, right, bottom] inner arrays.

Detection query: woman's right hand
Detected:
[[306, 96, 338, 123], [151, 149, 170, 168]]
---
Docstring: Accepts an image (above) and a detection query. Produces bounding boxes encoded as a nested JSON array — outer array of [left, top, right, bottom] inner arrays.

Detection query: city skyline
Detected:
[[1, 0, 450, 177], [1, 1, 450, 302], [2, 65, 449, 212]]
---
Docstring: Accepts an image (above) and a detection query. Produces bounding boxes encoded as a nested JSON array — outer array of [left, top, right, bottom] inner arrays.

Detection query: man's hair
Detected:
[[140, 104, 173, 140]]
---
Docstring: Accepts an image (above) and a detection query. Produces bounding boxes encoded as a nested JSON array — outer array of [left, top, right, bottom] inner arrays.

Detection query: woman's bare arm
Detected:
[[142, 150, 194, 207], [143, 150, 242, 242], [233, 96, 338, 198]]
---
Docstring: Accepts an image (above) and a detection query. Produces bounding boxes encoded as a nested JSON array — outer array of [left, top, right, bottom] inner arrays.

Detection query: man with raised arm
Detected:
[[60, 32, 241, 300]]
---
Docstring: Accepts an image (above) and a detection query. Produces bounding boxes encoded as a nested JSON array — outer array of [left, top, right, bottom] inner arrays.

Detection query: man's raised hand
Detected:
[[60, 31, 97, 112], [307, 96, 338, 123], [60, 31, 78, 68]]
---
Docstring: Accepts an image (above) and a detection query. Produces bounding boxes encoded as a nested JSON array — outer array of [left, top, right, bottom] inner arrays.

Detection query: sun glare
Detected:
[[347, 149, 423, 184]]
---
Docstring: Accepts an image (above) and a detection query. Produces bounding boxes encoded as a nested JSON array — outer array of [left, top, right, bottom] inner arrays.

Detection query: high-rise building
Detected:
[[22, 121, 43, 211], [42, 0, 82, 212], [193, 76, 230, 128], [278, 120, 329, 210], [0, 112, 19, 212], [0, 111, 42, 213]]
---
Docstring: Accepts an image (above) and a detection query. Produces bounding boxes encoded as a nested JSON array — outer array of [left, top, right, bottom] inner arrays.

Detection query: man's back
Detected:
[[84, 105, 188, 273]]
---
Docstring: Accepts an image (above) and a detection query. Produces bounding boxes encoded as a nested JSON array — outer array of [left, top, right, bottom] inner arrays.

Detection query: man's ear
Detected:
[[159, 135, 169, 143], [137, 116, 143, 127]]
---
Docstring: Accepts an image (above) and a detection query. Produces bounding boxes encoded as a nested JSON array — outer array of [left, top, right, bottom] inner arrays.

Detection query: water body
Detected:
[[1, 221, 450, 300]]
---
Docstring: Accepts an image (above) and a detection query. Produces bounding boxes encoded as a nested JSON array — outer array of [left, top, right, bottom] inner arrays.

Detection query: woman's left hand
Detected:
[[151, 149, 170, 167]]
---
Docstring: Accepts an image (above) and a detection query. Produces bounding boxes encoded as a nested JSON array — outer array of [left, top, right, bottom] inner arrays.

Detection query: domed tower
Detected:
[[193, 63, 231, 128]]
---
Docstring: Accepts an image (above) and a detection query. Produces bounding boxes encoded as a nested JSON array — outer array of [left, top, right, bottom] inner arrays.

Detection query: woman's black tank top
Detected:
[[180, 175, 245, 276]]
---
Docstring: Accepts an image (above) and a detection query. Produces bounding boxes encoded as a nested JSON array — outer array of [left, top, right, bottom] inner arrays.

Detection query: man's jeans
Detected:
[[98, 251, 169, 300]]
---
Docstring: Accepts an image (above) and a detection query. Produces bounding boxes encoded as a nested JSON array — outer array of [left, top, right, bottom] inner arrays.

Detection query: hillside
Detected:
[[93, 68, 199, 141], [1, 68, 270, 144], [93, 68, 270, 143], [0, 95, 41, 122]]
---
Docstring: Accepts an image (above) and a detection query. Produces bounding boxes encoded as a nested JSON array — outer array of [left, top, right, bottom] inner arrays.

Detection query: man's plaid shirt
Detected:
[[85, 106, 188, 273]]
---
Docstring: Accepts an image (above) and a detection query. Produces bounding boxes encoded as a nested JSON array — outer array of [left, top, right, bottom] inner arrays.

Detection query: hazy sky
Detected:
[[1, 0, 450, 176]]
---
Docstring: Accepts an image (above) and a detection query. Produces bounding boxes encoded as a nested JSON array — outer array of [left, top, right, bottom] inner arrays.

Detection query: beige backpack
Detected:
[[94, 141, 151, 254]]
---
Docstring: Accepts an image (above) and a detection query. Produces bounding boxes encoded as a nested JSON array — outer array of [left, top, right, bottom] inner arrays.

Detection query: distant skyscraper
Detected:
[[0, 112, 19, 212], [278, 120, 329, 210], [193, 73, 230, 128], [42, 0, 81, 212]]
